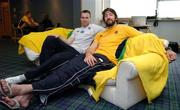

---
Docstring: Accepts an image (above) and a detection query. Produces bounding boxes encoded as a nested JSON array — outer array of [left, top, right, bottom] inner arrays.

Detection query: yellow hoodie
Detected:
[[18, 27, 72, 54]]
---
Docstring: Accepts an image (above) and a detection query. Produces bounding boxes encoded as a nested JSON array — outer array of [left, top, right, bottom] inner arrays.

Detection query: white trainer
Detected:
[[5, 74, 26, 84]]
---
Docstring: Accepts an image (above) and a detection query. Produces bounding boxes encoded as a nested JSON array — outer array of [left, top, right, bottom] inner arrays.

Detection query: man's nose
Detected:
[[106, 15, 111, 19]]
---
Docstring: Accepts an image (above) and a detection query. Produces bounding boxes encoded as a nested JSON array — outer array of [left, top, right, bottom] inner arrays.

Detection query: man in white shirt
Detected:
[[6, 10, 104, 84]]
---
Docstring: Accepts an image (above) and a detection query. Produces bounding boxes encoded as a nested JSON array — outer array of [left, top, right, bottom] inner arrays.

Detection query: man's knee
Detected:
[[45, 36, 57, 44], [42, 36, 60, 49]]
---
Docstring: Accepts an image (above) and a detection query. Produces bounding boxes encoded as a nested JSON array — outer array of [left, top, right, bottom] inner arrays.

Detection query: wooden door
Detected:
[[0, 2, 12, 38]]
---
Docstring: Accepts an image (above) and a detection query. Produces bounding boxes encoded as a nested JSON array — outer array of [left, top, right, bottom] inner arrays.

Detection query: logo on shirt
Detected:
[[80, 31, 84, 33], [88, 27, 91, 30], [77, 30, 84, 33]]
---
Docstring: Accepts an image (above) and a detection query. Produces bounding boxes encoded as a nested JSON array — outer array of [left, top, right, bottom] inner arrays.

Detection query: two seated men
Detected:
[[0, 8, 176, 109]]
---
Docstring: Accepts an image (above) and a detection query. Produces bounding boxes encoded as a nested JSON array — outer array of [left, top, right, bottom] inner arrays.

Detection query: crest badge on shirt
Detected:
[[115, 31, 118, 34], [88, 27, 91, 30]]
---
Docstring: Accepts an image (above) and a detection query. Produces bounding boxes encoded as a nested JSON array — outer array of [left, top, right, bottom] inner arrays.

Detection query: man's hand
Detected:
[[166, 49, 177, 62], [84, 53, 97, 67], [84, 41, 98, 66], [67, 37, 75, 45]]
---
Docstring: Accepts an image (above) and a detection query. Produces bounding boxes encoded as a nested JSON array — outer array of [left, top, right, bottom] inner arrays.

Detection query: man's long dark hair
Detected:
[[102, 8, 118, 23]]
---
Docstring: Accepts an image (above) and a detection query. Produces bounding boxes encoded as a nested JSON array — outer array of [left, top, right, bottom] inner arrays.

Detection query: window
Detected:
[[110, 0, 157, 18], [158, 1, 180, 18]]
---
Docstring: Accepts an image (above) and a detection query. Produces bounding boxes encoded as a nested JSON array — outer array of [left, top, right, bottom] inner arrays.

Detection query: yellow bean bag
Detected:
[[18, 27, 73, 54]]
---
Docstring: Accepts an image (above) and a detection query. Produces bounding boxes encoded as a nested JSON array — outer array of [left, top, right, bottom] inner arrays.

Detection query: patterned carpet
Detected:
[[0, 38, 179, 110]]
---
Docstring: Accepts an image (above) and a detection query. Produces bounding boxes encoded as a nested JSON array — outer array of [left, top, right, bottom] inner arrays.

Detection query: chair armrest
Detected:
[[24, 47, 39, 61], [117, 61, 138, 80]]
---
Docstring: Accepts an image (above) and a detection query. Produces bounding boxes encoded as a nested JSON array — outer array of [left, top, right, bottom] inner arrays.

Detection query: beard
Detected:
[[105, 19, 116, 27]]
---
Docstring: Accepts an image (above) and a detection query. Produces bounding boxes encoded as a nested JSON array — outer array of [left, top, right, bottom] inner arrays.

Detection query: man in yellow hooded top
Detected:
[[0, 8, 176, 109]]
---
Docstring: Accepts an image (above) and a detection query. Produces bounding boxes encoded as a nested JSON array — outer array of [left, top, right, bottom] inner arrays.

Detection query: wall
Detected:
[[81, 0, 96, 24], [73, 0, 81, 28], [81, 0, 110, 25], [0, 2, 12, 37], [148, 21, 180, 45], [9, 0, 81, 28], [88, 0, 180, 45]]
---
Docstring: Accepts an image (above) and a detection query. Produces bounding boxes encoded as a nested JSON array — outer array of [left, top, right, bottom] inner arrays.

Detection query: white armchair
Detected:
[[101, 61, 146, 109], [100, 38, 169, 109]]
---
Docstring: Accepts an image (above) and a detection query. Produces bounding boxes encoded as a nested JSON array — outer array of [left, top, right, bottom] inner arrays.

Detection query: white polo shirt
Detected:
[[70, 24, 104, 53]]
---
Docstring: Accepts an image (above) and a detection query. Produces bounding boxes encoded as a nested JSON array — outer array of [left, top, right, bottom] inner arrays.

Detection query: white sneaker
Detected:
[[5, 75, 26, 84]]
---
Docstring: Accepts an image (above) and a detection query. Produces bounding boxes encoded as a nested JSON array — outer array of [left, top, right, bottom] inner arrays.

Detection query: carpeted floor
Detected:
[[0, 38, 179, 110]]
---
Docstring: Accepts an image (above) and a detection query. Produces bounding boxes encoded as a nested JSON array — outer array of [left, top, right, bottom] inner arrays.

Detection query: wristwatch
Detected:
[[165, 46, 172, 51]]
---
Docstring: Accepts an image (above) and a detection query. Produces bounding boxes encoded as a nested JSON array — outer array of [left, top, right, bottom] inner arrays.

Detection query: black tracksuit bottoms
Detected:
[[24, 36, 79, 80], [32, 54, 115, 99]]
